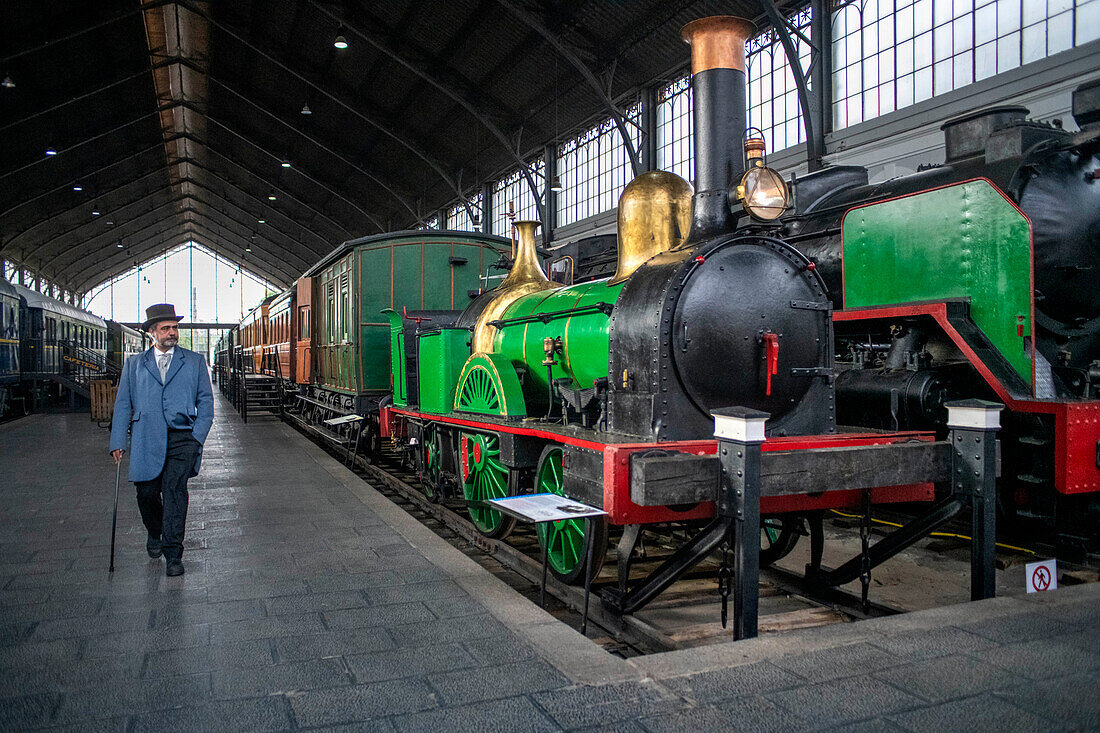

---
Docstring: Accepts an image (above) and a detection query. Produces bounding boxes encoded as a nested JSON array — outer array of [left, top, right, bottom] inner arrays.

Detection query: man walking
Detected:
[[109, 304, 214, 576]]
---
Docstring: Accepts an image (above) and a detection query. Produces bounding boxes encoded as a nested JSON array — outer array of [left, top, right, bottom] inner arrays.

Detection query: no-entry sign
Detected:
[[1025, 559, 1058, 593]]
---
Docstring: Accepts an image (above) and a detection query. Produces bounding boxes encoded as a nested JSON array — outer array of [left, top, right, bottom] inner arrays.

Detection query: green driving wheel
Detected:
[[534, 446, 608, 584], [421, 425, 442, 502], [460, 432, 515, 538]]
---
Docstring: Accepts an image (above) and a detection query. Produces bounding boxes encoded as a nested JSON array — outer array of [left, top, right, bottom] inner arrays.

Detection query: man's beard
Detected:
[[158, 336, 178, 349]]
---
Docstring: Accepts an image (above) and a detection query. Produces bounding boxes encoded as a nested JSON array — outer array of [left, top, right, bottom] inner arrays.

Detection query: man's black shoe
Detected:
[[147, 536, 163, 559], [165, 560, 184, 577]]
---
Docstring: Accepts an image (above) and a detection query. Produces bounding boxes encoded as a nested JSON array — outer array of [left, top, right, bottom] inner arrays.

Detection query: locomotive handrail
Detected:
[[487, 301, 614, 329]]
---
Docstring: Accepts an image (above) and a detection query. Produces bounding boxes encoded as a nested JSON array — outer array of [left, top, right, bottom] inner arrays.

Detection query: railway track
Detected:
[[284, 410, 899, 655]]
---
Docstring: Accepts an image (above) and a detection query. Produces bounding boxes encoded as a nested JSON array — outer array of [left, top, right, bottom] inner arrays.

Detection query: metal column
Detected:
[[945, 399, 1003, 601], [713, 406, 769, 640]]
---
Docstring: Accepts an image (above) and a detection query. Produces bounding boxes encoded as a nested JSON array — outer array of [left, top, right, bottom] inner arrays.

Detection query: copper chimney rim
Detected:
[[681, 16, 755, 75]]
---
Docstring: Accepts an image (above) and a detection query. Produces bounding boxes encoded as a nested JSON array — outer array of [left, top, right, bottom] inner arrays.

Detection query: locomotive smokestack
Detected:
[[681, 16, 755, 242]]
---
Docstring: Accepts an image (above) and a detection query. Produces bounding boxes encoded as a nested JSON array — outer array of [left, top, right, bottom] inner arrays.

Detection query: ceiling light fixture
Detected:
[[116, 240, 123, 248], [258, 218, 265, 224], [1, 75, 14, 89], [267, 193, 277, 201], [72, 183, 83, 192], [549, 175, 563, 192], [333, 29, 348, 49], [105, 220, 114, 226], [300, 104, 312, 115], [280, 159, 291, 168], [45, 147, 57, 156], [91, 207, 101, 216]]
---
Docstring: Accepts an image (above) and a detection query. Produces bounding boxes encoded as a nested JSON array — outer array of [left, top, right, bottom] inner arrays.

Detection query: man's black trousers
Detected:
[[135, 429, 201, 561]]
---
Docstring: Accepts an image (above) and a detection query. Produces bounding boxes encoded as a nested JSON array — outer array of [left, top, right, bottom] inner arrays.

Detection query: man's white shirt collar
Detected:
[[152, 345, 176, 357]]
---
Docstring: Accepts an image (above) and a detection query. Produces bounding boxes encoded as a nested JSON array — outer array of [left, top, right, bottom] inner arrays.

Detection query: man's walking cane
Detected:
[[109, 460, 121, 573]]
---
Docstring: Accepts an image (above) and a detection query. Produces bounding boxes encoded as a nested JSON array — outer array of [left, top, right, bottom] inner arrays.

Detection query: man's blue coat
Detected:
[[109, 346, 215, 482]]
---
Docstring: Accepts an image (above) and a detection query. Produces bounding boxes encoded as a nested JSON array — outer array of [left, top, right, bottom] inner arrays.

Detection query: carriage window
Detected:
[[340, 272, 350, 342], [299, 306, 310, 338], [326, 280, 335, 343]]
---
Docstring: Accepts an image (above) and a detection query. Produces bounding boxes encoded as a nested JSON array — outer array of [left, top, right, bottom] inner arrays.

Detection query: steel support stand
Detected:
[[541, 524, 550, 608], [582, 516, 594, 636], [714, 407, 768, 640], [945, 399, 1003, 600]]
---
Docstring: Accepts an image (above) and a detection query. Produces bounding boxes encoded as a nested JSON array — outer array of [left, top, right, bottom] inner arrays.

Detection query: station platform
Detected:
[[1, 388, 1097, 731]]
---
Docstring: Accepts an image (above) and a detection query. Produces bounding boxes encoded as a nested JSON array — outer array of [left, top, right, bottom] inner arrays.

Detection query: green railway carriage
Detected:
[[303, 230, 510, 418]]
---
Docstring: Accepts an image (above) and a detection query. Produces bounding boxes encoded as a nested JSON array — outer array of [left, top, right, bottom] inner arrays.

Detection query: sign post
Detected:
[[488, 494, 607, 635]]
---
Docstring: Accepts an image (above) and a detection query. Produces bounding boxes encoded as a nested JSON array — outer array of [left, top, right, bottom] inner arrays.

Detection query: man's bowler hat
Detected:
[[142, 303, 184, 332]]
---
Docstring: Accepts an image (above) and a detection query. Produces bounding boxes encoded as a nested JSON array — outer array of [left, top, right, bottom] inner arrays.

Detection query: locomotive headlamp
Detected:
[[735, 163, 790, 221], [733, 133, 790, 221]]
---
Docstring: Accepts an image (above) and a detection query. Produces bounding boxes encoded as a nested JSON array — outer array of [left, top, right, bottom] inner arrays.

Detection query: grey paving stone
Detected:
[[209, 612, 325, 644], [888, 693, 1049, 732], [265, 590, 369, 616], [874, 654, 1017, 703], [0, 654, 144, 699], [1031, 596, 1100, 628], [571, 723, 647, 733], [362, 580, 467, 607], [0, 637, 85, 669], [83, 623, 210, 658], [766, 675, 925, 728], [34, 716, 129, 733], [991, 673, 1100, 731], [770, 641, 905, 683], [423, 594, 487, 619], [324, 601, 437, 629], [638, 696, 809, 733], [275, 627, 397, 662], [289, 678, 438, 727], [533, 680, 685, 729], [661, 660, 805, 703], [346, 643, 477, 683], [129, 696, 293, 732], [970, 634, 1100, 680], [427, 659, 569, 706], [392, 695, 559, 732], [0, 621, 34, 645], [212, 657, 350, 699], [307, 571, 404, 593], [144, 640, 275, 677], [388, 613, 508, 648], [0, 587, 52, 607], [30, 609, 151, 641], [305, 719, 397, 732], [0, 692, 60, 729], [52, 671, 210, 723], [462, 633, 539, 666], [817, 718, 909, 732], [866, 625, 997, 661], [212, 578, 310, 602], [954, 611, 1078, 645], [395, 566, 451, 584], [153, 598, 266, 628]]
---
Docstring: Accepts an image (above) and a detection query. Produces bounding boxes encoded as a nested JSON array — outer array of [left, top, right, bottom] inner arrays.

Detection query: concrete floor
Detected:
[[0, 388, 1097, 731]]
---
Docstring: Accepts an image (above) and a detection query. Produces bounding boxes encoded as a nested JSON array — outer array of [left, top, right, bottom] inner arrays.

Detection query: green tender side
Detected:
[[417, 328, 470, 414], [842, 179, 1033, 382], [494, 278, 624, 410], [359, 236, 503, 392], [382, 309, 407, 407]]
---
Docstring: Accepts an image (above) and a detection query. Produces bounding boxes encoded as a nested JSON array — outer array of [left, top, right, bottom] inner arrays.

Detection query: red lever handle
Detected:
[[763, 333, 779, 396]]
